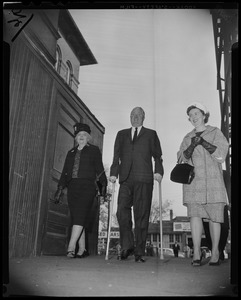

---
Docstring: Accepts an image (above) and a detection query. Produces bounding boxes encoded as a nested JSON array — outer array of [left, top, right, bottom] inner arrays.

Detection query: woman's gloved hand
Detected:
[[191, 136, 202, 146], [183, 136, 200, 159], [199, 137, 217, 154]]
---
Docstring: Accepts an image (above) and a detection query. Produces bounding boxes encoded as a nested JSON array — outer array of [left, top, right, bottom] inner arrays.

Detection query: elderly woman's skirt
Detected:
[[67, 178, 96, 226]]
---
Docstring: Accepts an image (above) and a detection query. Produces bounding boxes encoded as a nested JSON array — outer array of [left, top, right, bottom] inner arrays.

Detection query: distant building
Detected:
[[147, 217, 192, 251], [98, 209, 211, 254], [147, 210, 207, 251]]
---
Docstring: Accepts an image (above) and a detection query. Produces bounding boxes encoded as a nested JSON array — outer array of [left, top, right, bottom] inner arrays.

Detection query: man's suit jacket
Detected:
[[110, 126, 164, 183]]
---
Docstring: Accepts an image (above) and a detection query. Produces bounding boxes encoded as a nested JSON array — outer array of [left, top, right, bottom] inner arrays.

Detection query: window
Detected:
[[152, 234, 157, 242], [175, 234, 180, 243], [55, 45, 62, 73], [66, 60, 73, 86], [169, 234, 174, 243]]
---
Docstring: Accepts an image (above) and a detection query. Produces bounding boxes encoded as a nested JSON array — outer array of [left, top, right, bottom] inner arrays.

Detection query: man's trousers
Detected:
[[116, 179, 153, 256]]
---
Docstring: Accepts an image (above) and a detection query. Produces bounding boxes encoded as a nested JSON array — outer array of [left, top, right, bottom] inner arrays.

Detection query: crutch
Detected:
[[105, 182, 116, 260], [158, 181, 164, 260]]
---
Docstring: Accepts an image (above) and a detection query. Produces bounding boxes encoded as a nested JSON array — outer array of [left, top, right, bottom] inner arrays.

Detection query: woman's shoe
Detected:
[[67, 250, 76, 258], [209, 251, 220, 266], [219, 251, 225, 261], [209, 259, 220, 266], [76, 249, 89, 258], [191, 252, 203, 266], [191, 259, 201, 266]]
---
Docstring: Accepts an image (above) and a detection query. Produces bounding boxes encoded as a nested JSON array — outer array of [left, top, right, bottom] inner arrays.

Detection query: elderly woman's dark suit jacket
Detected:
[[58, 144, 107, 226], [110, 127, 164, 182], [58, 144, 107, 189]]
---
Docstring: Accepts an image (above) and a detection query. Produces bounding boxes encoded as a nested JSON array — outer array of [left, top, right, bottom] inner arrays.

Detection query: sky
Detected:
[[69, 9, 223, 217]]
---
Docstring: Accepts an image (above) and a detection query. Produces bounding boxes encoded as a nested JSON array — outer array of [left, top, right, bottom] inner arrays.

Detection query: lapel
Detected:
[[200, 125, 216, 138], [189, 125, 216, 140], [128, 128, 132, 143], [137, 126, 145, 139], [129, 126, 145, 143], [70, 146, 78, 155]]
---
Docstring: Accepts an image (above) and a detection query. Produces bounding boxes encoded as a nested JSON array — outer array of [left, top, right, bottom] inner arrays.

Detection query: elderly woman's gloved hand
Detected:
[[101, 184, 107, 197], [54, 187, 64, 204]]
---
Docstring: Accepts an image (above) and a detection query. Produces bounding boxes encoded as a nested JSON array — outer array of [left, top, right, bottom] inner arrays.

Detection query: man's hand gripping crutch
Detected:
[[105, 177, 116, 260]]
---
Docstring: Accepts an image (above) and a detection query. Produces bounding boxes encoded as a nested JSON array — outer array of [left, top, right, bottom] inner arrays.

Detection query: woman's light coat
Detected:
[[177, 125, 229, 206]]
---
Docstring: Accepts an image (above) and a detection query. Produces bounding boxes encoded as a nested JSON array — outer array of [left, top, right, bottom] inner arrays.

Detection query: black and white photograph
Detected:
[[3, 1, 238, 297]]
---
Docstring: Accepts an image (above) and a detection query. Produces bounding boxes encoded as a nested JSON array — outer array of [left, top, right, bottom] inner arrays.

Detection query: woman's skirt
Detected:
[[67, 178, 97, 227], [187, 203, 226, 223]]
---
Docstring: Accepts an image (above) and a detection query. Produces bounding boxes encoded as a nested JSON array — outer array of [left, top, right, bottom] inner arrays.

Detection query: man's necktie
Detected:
[[133, 127, 138, 143]]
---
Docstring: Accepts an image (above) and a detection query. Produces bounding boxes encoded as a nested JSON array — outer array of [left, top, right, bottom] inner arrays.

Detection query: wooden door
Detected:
[[41, 92, 81, 255]]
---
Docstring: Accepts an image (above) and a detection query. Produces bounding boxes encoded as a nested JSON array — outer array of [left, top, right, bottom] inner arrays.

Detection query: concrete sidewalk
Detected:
[[5, 254, 237, 297]]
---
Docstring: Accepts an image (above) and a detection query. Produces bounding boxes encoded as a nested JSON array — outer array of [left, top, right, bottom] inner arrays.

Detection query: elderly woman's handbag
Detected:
[[170, 162, 195, 184]]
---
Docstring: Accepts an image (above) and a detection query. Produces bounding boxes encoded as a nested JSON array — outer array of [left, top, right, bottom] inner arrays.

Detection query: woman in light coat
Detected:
[[177, 102, 229, 266]]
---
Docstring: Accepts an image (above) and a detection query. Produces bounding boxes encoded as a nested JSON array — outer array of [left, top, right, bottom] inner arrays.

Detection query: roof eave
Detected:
[[58, 10, 97, 66]]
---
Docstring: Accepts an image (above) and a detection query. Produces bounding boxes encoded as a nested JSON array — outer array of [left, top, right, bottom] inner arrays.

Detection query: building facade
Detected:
[[98, 215, 198, 254], [98, 211, 212, 255], [5, 9, 104, 258], [147, 217, 193, 252]]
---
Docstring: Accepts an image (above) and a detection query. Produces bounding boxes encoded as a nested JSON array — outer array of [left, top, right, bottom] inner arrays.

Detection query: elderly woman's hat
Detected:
[[186, 102, 208, 115], [73, 123, 91, 136]]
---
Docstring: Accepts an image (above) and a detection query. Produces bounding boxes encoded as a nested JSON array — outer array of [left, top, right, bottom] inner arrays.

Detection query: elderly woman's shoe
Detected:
[[76, 249, 89, 258], [67, 250, 76, 258]]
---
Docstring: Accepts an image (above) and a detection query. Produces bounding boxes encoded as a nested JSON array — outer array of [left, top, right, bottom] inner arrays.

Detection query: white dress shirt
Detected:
[[131, 126, 142, 139]]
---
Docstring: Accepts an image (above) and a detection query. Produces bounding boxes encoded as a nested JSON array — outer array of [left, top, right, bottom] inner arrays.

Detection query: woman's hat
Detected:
[[73, 123, 91, 136], [186, 102, 208, 115]]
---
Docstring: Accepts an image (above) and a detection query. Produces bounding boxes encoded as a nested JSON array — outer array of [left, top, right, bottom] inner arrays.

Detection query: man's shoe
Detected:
[[120, 250, 129, 260], [135, 255, 146, 263], [120, 248, 134, 260]]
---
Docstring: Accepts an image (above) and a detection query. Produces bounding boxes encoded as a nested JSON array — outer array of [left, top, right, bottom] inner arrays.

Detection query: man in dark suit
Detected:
[[109, 107, 164, 262]]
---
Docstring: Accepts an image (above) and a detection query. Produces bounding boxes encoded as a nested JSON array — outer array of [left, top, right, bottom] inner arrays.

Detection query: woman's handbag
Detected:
[[170, 162, 195, 184]]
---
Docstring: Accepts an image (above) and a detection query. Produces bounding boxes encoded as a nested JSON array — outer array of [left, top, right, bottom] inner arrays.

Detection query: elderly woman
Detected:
[[177, 102, 229, 266], [54, 123, 107, 258]]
